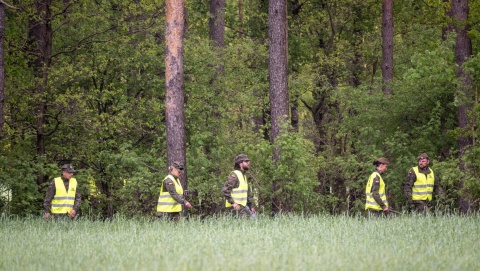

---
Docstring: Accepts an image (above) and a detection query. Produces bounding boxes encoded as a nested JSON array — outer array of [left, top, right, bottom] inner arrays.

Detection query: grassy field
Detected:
[[1, 213, 479, 271]]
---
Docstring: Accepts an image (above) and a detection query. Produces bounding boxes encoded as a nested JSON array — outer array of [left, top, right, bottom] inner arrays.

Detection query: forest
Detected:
[[0, 0, 479, 218]]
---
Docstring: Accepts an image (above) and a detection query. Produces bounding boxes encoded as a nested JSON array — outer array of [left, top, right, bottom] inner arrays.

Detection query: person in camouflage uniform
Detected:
[[365, 157, 390, 217], [221, 154, 256, 217], [43, 164, 82, 220], [156, 161, 192, 221], [404, 153, 444, 214]]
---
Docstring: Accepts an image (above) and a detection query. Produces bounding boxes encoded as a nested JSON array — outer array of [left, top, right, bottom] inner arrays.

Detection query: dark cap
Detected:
[[234, 154, 250, 164], [61, 164, 75, 173], [171, 161, 184, 171], [373, 157, 389, 165], [418, 153, 429, 160]]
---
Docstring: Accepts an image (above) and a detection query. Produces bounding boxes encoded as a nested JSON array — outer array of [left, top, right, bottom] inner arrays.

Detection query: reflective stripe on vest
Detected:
[[157, 175, 184, 212], [412, 166, 435, 201], [365, 172, 388, 211], [51, 177, 77, 214], [226, 170, 248, 207]]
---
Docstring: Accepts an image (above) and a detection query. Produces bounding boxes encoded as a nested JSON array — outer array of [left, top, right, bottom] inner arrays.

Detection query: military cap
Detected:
[[171, 161, 184, 171], [61, 164, 75, 173], [234, 154, 250, 164], [417, 153, 429, 160], [374, 157, 389, 165]]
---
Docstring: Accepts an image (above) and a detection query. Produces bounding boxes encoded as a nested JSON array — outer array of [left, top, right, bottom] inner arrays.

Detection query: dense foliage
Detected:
[[0, 0, 479, 217]]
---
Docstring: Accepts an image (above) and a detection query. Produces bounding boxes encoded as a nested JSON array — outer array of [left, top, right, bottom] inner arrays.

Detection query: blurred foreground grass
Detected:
[[1, 214, 479, 271]]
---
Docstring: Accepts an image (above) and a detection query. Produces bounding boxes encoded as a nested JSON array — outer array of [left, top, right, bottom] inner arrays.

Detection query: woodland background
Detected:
[[0, 0, 479, 218]]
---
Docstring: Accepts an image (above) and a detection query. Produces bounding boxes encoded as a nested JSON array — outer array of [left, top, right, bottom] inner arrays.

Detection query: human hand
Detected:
[[69, 209, 76, 218]]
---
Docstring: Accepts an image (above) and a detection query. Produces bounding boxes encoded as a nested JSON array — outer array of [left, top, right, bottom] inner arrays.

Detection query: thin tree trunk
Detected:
[[28, 0, 52, 185], [209, 0, 225, 122], [209, 0, 225, 48], [165, 0, 187, 188], [269, 0, 289, 214], [238, 0, 244, 38], [291, 96, 299, 132], [381, 0, 393, 95]]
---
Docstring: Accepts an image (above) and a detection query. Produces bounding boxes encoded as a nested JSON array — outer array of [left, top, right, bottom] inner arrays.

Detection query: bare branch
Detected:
[[0, 0, 19, 10]]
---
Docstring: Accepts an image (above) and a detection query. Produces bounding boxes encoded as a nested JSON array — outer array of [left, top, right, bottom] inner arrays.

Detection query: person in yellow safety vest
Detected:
[[156, 161, 192, 221], [221, 154, 256, 218], [43, 164, 82, 220], [403, 153, 444, 214], [365, 157, 390, 217]]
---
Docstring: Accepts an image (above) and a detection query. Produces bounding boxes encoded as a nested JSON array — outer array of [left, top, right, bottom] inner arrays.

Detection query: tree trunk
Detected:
[[291, 96, 299, 132], [451, 0, 473, 213], [0, 3, 4, 139], [209, 0, 225, 121], [165, 0, 187, 187], [209, 0, 225, 48], [269, 0, 289, 214], [381, 0, 393, 95], [28, 0, 52, 185], [237, 0, 244, 39]]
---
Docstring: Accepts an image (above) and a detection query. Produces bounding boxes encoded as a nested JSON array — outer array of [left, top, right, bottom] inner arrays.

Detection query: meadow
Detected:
[[1, 213, 478, 271]]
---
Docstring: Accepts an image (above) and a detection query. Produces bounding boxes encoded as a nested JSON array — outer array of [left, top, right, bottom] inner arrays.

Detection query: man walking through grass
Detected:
[[222, 154, 256, 218], [43, 164, 82, 220], [404, 153, 444, 214]]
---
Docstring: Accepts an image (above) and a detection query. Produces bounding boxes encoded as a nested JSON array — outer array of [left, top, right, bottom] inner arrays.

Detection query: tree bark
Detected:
[[381, 0, 394, 95], [269, 0, 289, 214], [238, 0, 244, 39], [0, 3, 4, 139], [209, 0, 225, 48], [165, 0, 187, 187], [28, 0, 52, 185], [209, 0, 225, 122], [451, 0, 473, 213]]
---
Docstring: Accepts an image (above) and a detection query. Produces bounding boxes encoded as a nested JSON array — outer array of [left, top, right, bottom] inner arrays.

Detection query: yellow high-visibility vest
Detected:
[[365, 172, 388, 211], [225, 170, 248, 207], [157, 175, 184, 212], [412, 166, 435, 201], [51, 177, 77, 214]]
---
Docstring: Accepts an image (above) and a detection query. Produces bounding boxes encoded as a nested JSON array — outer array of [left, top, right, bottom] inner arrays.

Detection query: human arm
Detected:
[[69, 189, 82, 218], [246, 182, 256, 213], [73, 187, 82, 211], [43, 181, 56, 219], [164, 178, 190, 207], [404, 169, 416, 205], [371, 175, 388, 211]]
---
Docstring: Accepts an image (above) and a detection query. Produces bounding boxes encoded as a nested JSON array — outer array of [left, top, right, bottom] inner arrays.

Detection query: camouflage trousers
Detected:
[[227, 206, 253, 219], [366, 209, 389, 218], [412, 200, 433, 214], [156, 212, 181, 222], [46, 213, 76, 221]]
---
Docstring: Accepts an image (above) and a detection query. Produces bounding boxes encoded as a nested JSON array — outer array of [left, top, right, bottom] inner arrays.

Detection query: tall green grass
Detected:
[[1, 214, 478, 271]]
